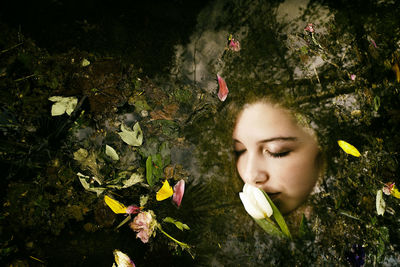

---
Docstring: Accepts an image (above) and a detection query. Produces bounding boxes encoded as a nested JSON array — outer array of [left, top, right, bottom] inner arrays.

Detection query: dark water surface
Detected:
[[1, 0, 400, 266]]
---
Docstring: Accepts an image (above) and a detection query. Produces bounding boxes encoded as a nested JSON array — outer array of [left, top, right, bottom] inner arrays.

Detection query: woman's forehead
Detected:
[[233, 102, 301, 140]]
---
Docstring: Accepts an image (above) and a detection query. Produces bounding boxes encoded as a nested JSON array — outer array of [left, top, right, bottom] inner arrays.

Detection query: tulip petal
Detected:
[[338, 140, 361, 157], [156, 180, 173, 201], [251, 186, 273, 217], [172, 180, 185, 207], [104, 195, 127, 214], [217, 75, 229, 101], [239, 192, 265, 219]]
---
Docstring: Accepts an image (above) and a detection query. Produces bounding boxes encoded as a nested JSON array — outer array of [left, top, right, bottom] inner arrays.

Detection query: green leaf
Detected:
[[163, 217, 190, 231], [254, 218, 285, 238], [118, 122, 143, 146], [374, 95, 381, 111], [299, 214, 312, 239], [146, 156, 154, 186], [261, 189, 292, 239], [105, 145, 119, 161]]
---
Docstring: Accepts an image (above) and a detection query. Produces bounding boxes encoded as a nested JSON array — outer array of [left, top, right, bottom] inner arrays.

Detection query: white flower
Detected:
[[239, 183, 273, 219]]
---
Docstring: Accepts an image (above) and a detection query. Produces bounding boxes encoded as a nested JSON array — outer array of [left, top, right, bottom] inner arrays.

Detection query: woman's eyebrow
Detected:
[[233, 137, 298, 144], [257, 137, 298, 144]]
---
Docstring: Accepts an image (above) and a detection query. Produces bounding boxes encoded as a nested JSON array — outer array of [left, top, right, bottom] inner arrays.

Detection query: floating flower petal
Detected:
[[156, 180, 173, 201], [126, 205, 141, 215], [217, 75, 229, 102], [338, 140, 361, 157], [113, 250, 135, 267], [104, 195, 127, 214], [172, 180, 185, 207]]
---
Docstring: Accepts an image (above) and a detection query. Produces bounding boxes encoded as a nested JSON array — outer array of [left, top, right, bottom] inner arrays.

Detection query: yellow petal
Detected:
[[104, 195, 127, 214], [338, 140, 361, 157], [392, 185, 400, 199], [156, 180, 173, 201]]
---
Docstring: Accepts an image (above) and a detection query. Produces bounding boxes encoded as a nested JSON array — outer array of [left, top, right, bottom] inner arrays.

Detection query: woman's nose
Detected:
[[242, 152, 269, 186]]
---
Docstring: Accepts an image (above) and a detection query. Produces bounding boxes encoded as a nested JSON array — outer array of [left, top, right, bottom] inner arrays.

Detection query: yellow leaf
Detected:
[[104, 195, 127, 214], [338, 140, 361, 157], [156, 180, 173, 201], [392, 185, 400, 199]]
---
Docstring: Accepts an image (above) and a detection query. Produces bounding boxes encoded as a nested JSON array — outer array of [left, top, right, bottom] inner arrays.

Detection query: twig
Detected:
[[0, 42, 23, 55], [313, 66, 321, 85], [14, 74, 36, 82]]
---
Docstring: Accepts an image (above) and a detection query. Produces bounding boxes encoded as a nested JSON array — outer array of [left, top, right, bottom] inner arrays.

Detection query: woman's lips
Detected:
[[267, 192, 280, 201]]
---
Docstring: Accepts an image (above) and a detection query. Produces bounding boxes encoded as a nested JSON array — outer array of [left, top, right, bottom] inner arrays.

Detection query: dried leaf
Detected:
[[48, 96, 78, 116], [140, 195, 149, 207], [338, 140, 361, 157], [118, 122, 143, 146], [156, 180, 173, 201], [77, 172, 105, 196], [376, 189, 386, 216], [81, 58, 90, 67], [105, 145, 119, 161], [122, 173, 144, 188]]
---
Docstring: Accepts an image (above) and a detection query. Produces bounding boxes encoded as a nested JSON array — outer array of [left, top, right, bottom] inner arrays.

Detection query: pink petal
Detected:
[[126, 205, 141, 214], [217, 75, 229, 101], [350, 74, 356, 81], [172, 180, 185, 207]]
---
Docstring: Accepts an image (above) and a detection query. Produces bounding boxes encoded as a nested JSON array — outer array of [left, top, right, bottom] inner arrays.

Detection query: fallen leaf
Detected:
[[122, 173, 144, 188], [118, 122, 143, 146], [376, 189, 385, 216], [81, 58, 91, 67], [48, 96, 78, 116], [156, 180, 173, 201], [106, 145, 119, 161], [338, 140, 361, 157]]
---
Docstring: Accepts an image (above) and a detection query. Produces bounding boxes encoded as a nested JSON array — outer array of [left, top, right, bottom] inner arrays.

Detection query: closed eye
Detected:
[[268, 151, 291, 158], [234, 149, 246, 157]]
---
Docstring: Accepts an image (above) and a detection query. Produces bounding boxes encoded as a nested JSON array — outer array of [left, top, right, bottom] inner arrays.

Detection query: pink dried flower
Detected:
[[217, 74, 229, 101], [383, 182, 395, 196], [350, 74, 356, 81], [228, 37, 241, 52], [129, 211, 156, 243], [126, 205, 141, 215], [304, 23, 315, 33], [173, 180, 185, 207]]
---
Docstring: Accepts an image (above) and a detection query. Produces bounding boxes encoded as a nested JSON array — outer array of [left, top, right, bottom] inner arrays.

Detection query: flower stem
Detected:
[[157, 225, 195, 259]]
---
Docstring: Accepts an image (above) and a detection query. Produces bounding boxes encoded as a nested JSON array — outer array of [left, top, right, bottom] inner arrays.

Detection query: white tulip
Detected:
[[239, 183, 273, 219]]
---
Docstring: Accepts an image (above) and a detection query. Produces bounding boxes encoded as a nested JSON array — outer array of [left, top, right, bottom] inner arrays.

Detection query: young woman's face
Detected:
[[233, 102, 320, 214]]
